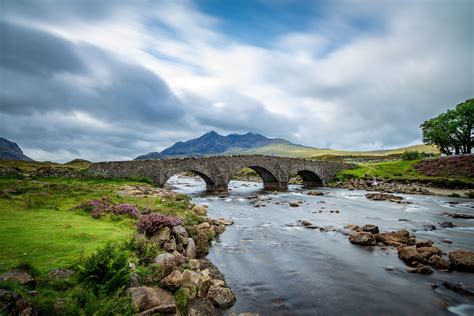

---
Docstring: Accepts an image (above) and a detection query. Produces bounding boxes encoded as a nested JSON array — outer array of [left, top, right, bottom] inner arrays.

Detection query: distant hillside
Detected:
[[0, 138, 33, 161], [234, 143, 439, 158], [135, 131, 439, 160], [134, 152, 164, 160], [135, 131, 292, 159]]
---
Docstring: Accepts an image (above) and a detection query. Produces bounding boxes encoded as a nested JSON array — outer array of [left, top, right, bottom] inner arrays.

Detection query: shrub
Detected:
[[73, 197, 112, 218], [401, 151, 421, 160], [111, 204, 139, 218], [64, 286, 135, 316], [127, 233, 161, 265], [73, 198, 139, 219], [77, 243, 131, 295], [137, 213, 181, 236]]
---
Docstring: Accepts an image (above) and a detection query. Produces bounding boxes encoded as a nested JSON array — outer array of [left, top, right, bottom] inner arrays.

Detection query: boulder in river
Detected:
[[441, 281, 474, 296], [448, 250, 474, 272], [415, 240, 433, 248], [376, 229, 414, 246], [361, 224, 379, 234], [422, 224, 436, 231], [445, 213, 474, 219], [307, 190, 324, 196], [398, 247, 425, 265], [428, 255, 452, 270], [348, 232, 376, 246], [406, 266, 433, 275], [344, 224, 360, 232], [439, 221, 455, 228], [207, 283, 236, 308], [365, 193, 403, 202]]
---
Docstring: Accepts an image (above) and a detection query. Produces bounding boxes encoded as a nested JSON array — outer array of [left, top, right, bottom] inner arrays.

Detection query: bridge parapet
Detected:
[[88, 155, 353, 192]]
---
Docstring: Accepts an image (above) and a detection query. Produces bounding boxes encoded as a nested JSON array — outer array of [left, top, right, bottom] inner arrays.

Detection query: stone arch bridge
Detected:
[[88, 155, 352, 192]]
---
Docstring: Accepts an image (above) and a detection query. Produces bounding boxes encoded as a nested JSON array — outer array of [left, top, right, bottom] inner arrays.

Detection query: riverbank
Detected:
[[0, 178, 240, 315], [329, 178, 474, 198], [230, 158, 474, 198]]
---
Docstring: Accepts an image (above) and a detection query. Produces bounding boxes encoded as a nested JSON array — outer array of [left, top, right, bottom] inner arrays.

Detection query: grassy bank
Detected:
[[335, 159, 473, 187], [0, 177, 207, 314], [0, 178, 192, 274]]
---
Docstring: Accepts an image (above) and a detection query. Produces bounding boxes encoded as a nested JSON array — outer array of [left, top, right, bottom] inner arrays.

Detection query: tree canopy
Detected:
[[420, 98, 473, 155]]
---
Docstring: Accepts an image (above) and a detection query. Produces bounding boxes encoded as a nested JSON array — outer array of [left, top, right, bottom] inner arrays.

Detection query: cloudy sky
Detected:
[[0, 0, 472, 162]]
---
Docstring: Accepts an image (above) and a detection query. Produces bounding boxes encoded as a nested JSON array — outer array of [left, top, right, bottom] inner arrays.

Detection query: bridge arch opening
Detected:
[[231, 166, 282, 190], [164, 170, 218, 191], [293, 170, 323, 188]]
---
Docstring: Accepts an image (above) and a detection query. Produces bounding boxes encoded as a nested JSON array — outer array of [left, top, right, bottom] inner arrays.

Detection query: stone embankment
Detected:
[[123, 205, 241, 315]]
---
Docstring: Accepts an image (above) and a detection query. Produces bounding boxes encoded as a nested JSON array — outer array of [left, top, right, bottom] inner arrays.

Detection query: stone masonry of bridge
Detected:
[[88, 155, 353, 192]]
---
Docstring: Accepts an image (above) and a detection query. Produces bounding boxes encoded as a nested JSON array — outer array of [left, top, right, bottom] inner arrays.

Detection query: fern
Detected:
[[77, 243, 131, 295]]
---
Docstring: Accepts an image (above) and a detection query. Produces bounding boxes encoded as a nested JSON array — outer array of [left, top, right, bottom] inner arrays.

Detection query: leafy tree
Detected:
[[421, 98, 473, 155]]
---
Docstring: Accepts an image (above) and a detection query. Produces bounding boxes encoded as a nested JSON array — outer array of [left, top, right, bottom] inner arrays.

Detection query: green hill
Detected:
[[233, 143, 439, 158]]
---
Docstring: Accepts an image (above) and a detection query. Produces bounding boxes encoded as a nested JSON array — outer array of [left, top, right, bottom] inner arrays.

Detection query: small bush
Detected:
[[73, 197, 112, 218], [401, 151, 421, 160], [111, 204, 139, 218], [73, 198, 138, 219], [137, 213, 181, 236], [77, 243, 131, 295], [127, 234, 161, 265]]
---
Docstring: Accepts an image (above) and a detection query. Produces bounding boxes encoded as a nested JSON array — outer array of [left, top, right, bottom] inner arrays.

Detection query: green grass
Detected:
[[336, 159, 473, 185], [0, 159, 91, 173], [231, 143, 439, 159], [0, 178, 192, 274]]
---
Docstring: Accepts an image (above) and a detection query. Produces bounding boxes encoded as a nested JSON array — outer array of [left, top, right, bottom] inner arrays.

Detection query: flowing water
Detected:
[[168, 176, 474, 316]]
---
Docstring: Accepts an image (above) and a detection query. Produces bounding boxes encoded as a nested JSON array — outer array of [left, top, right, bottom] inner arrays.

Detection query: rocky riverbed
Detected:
[[169, 176, 474, 315]]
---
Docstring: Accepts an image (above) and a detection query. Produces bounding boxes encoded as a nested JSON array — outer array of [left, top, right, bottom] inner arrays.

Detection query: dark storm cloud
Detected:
[[0, 20, 85, 76], [0, 21, 185, 124], [0, 19, 193, 161]]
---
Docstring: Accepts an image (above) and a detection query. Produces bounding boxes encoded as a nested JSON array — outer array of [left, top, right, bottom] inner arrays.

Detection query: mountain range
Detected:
[[135, 131, 293, 160], [0, 138, 33, 161], [135, 131, 439, 160]]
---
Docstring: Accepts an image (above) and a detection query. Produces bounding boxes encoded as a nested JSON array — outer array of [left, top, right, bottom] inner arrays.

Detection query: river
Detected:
[[168, 176, 474, 316]]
